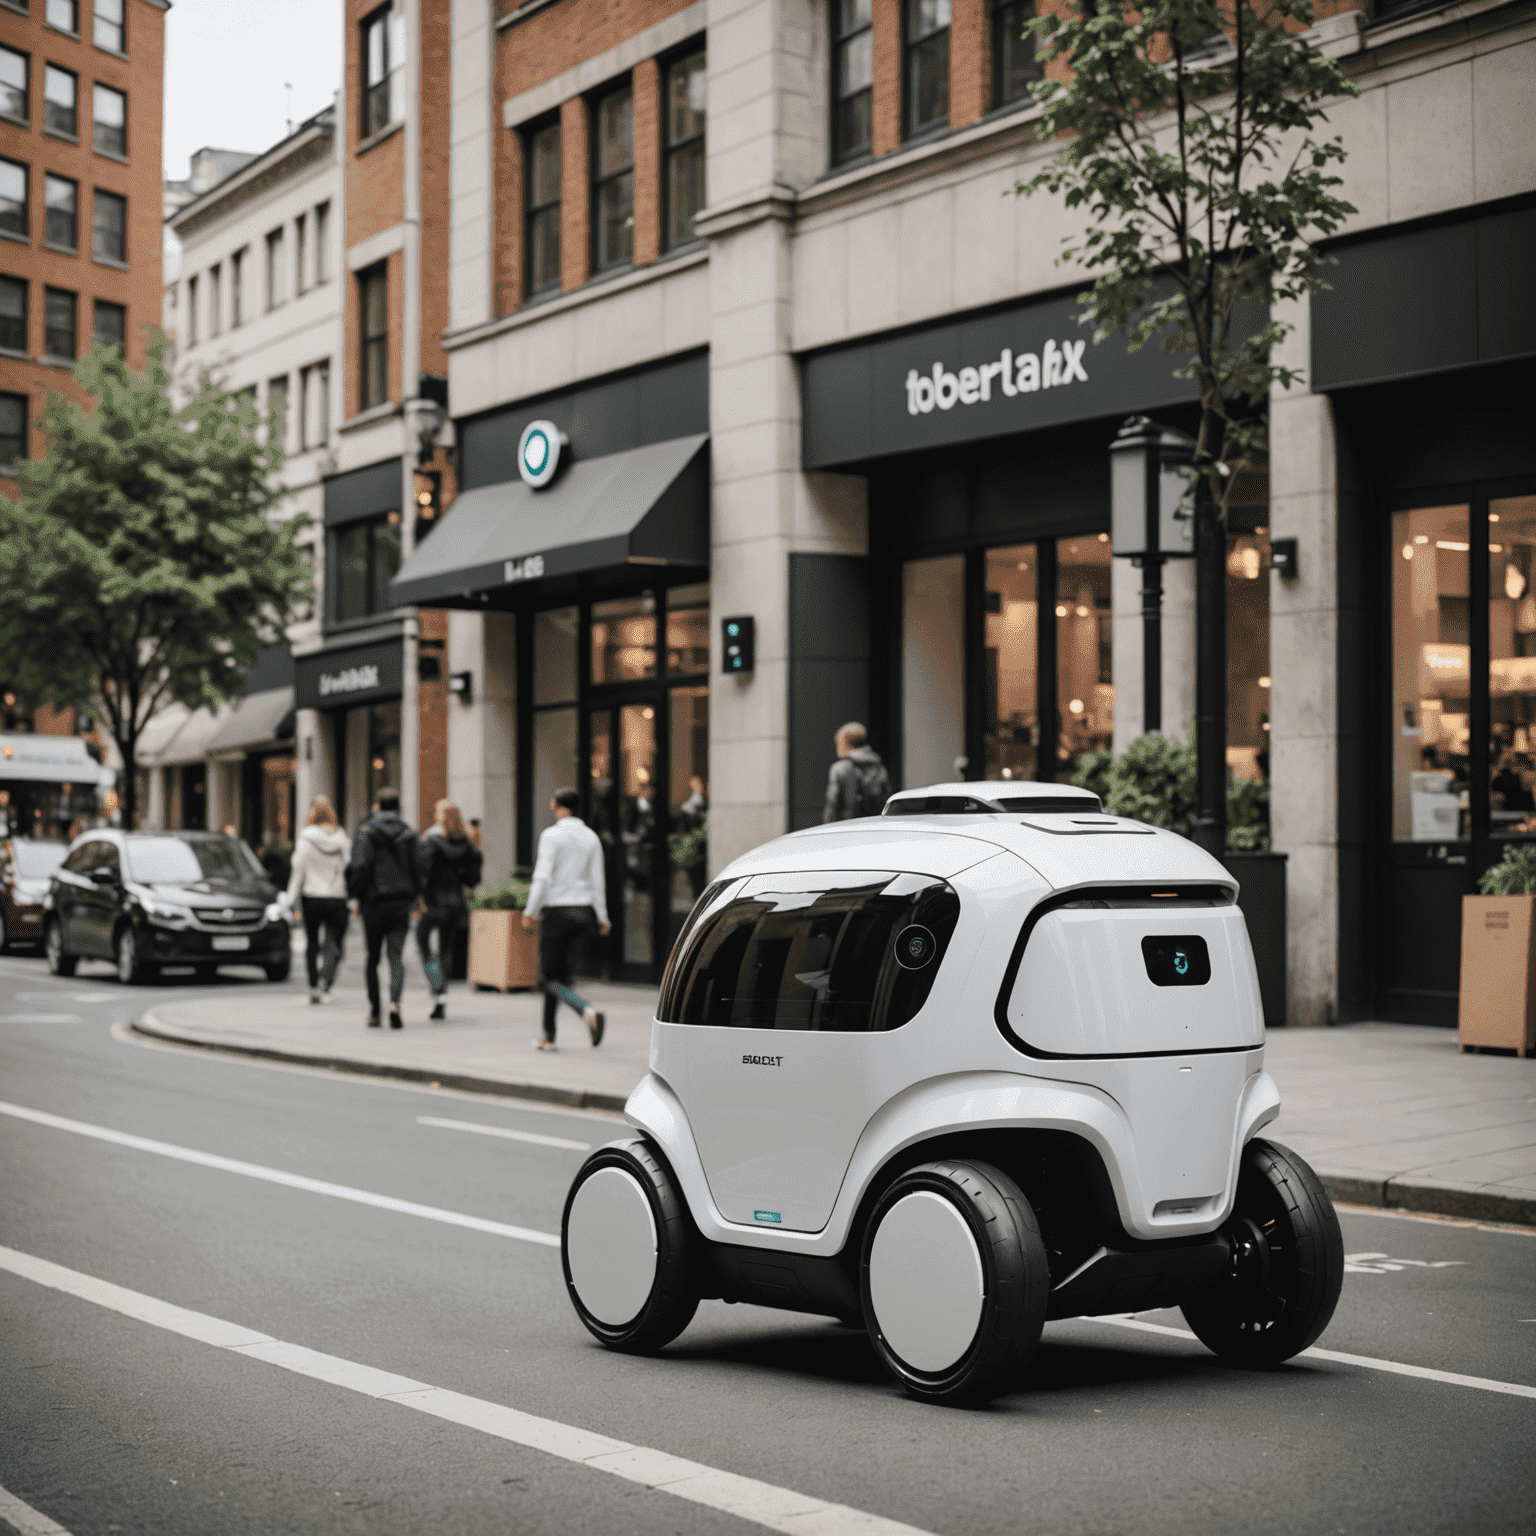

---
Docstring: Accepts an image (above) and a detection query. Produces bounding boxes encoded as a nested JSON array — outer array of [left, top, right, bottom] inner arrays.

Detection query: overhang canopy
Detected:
[[152, 706, 228, 767], [133, 704, 192, 768], [390, 434, 709, 608], [206, 687, 296, 755], [0, 734, 112, 786]]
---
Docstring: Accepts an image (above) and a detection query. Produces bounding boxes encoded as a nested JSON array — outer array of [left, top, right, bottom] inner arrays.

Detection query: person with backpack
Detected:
[[284, 795, 351, 1004], [346, 787, 420, 1029], [823, 721, 892, 822], [415, 797, 482, 1022]]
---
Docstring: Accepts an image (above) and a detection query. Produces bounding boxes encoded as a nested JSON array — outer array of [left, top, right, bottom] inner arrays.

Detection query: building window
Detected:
[[47, 1, 79, 33], [0, 392, 25, 466], [93, 0, 124, 53], [43, 63, 76, 137], [0, 276, 26, 351], [92, 82, 125, 155], [267, 373, 288, 449], [209, 264, 221, 334], [265, 227, 284, 308], [664, 50, 706, 250], [331, 511, 401, 623], [359, 264, 387, 409], [44, 173, 76, 249], [92, 297, 123, 349], [92, 187, 124, 263], [592, 85, 633, 271], [314, 201, 329, 281], [832, 0, 872, 162], [361, 3, 404, 140], [0, 159, 27, 239], [231, 247, 246, 324], [300, 358, 330, 449], [992, 0, 1040, 109], [905, 0, 950, 137], [0, 46, 28, 124], [524, 119, 561, 297], [186, 274, 198, 345], [44, 286, 75, 359], [294, 213, 307, 294]]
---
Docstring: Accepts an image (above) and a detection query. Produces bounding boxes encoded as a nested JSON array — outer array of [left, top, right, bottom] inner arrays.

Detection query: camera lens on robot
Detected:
[[894, 924, 936, 969]]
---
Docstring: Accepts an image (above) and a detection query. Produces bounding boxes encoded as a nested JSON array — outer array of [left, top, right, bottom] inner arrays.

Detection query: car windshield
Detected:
[[12, 842, 67, 879], [126, 837, 258, 885]]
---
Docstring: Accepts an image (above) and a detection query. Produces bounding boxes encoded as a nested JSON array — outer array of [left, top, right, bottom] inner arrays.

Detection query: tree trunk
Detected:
[[118, 734, 137, 830]]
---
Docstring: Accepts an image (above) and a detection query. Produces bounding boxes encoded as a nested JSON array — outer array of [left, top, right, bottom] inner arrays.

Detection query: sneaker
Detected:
[[309, 988, 321, 1006], [584, 1006, 606, 1047], [367, 1013, 380, 1028], [389, 1007, 403, 1030], [430, 1000, 446, 1022], [532, 1037, 555, 1051]]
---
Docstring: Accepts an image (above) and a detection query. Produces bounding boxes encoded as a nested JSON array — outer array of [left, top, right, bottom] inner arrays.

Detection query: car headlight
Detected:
[[140, 895, 193, 927], [265, 901, 287, 924]]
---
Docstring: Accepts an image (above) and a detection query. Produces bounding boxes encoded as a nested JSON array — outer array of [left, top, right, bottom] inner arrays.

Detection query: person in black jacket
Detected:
[[415, 798, 482, 1021], [346, 788, 421, 1029]]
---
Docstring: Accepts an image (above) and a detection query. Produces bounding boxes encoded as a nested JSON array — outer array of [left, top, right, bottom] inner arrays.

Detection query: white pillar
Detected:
[[446, 610, 516, 884]]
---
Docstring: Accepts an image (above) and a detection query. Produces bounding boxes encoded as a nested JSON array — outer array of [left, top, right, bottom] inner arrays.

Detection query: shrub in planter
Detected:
[[467, 869, 537, 990], [1460, 847, 1536, 1056], [1478, 845, 1536, 896], [468, 871, 532, 911]]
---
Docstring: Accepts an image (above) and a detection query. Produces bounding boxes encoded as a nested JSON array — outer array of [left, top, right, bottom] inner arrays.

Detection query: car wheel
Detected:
[[562, 1140, 699, 1354], [1180, 1137, 1345, 1369], [194, 964, 218, 983], [44, 920, 77, 977], [115, 925, 150, 985], [861, 1159, 1049, 1408], [264, 955, 292, 983]]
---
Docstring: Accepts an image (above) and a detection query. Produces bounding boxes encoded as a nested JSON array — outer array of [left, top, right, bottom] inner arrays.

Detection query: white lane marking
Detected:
[[0, 1246, 931, 1536], [16, 992, 117, 1004], [0, 1013, 82, 1024], [417, 1115, 591, 1152], [1345, 1251, 1469, 1274], [0, 1480, 74, 1536], [1088, 1315, 1536, 1400], [0, 1099, 559, 1250]]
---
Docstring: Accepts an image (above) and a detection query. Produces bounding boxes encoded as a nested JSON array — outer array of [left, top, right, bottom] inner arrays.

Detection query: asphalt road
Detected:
[[1, 948, 1534, 1536]]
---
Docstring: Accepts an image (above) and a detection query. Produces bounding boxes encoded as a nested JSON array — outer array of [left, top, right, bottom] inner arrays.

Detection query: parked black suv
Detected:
[[44, 830, 292, 984]]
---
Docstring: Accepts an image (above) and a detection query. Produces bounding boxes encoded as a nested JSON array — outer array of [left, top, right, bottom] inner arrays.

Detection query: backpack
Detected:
[[350, 821, 415, 903], [850, 755, 891, 818]]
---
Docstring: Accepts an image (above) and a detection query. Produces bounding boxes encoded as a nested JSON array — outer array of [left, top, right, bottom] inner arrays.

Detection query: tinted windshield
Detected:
[[126, 837, 260, 885], [12, 842, 67, 879]]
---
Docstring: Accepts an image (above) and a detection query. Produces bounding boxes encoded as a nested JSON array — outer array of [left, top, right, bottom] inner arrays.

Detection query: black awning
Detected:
[[390, 434, 708, 608]]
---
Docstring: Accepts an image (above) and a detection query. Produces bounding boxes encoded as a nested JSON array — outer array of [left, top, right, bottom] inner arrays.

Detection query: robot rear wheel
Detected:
[[1181, 1137, 1345, 1369], [562, 1141, 699, 1353], [860, 1159, 1049, 1407]]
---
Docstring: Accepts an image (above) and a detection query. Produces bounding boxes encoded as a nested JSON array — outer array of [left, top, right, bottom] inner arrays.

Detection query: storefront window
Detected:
[[666, 583, 710, 675], [903, 555, 965, 786], [1489, 496, 1536, 835], [261, 756, 296, 849], [534, 606, 579, 705], [591, 593, 657, 683], [534, 706, 577, 839], [1055, 534, 1113, 778], [669, 685, 709, 940], [1227, 529, 1272, 782], [984, 544, 1038, 781], [367, 703, 401, 806], [1392, 505, 1470, 842]]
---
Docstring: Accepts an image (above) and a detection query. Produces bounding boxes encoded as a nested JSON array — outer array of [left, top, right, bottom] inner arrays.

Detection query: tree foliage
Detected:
[[1018, 0, 1357, 515], [0, 341, 310, 826]]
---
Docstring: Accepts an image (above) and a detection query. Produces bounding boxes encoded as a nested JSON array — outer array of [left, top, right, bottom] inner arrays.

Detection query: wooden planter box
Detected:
[[468, 908, 539, 992], [1459, 894, 1536, 1055]]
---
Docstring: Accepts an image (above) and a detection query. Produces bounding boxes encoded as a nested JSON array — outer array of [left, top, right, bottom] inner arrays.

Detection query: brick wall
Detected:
[[419, 0, 452, 379], [632, 56, 661, 267], [871, 0, 902, 156], [559, 96, 590, 293], [950, 0, 988, 129], [416, 605, 449, 826]]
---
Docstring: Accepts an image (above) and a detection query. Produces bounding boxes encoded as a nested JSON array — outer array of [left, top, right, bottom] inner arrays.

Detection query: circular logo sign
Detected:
[[518, 419, 566, 489], [894, 924, 937, 970]]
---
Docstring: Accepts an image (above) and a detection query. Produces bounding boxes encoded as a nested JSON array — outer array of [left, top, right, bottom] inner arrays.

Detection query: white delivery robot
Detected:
[[561, 782, 1344, 1406]]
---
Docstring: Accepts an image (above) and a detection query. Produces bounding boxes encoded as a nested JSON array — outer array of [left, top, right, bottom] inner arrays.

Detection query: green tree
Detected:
[[0, 342, 310, 829]]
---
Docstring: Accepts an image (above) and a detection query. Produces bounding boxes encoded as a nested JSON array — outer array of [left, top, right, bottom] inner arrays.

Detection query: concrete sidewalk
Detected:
[[134, 976, 1536, 1227]]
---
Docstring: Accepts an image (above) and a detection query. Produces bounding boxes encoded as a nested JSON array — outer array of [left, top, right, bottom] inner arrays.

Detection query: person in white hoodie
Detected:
[[285, 796, 352, 1004]]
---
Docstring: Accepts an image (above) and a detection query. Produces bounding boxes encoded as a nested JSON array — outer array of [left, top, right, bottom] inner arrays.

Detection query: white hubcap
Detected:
[[566, 1167, 658, 1326], [868, 1191, 985, 1373]]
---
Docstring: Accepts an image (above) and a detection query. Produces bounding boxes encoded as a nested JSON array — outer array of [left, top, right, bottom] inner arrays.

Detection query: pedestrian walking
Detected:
[[415, 798, 482, 1022], [345, 787, 420, 1030], [522, 786, 609, 1050], [284, 795, 351, 1004], [823, 721, 892, 822]]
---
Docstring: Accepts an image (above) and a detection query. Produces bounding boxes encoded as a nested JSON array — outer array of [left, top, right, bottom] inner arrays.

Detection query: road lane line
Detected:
[[0, 1099, 559, 1250], [0, 1014, 82, 1024], [1088, 1315, 1536, 1399], [0, 1479, 74, 1535], [417, 1115, 591, 1151], [0, 1245, 933, 1536]]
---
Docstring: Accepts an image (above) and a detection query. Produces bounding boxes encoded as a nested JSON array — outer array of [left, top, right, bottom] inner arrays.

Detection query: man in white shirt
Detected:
[[522, 786, 611, 1049]]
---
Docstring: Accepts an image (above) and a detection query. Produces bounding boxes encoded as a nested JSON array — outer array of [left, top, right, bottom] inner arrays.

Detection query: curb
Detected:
[[1319, 1171, 1536, 1230], [130, 1013, 631, 1115]]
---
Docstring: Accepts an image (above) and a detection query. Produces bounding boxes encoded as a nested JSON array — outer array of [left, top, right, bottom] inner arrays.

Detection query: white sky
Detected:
[[162, 0, 342, 179]]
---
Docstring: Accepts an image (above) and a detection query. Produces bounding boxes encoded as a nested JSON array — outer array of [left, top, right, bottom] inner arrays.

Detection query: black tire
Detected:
[[561, 1140, 699, 1354], [860, 1159, 1049, 1407], [264, 955, 292, 983], [195, 964, 218, 982], [115, 925, 151, 985], [44, 920, 77, 977], [0, 907, 9, 954], [1181, 1137, 1344, 1369]]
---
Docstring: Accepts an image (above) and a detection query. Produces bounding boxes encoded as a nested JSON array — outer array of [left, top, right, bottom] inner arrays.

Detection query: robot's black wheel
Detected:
[[859, 1159, 1049, 1407], [1181, 1137, 1344, 1369], [561, 1140, 699, 1354]]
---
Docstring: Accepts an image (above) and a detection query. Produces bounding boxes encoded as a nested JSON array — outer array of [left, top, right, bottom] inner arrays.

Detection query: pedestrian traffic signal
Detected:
[[722, 615, 755, 675]]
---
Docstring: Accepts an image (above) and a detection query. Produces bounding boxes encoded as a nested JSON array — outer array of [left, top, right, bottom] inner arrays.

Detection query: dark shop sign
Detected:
[[294, 639, 403, 711], [801, 286, 1213, 470]]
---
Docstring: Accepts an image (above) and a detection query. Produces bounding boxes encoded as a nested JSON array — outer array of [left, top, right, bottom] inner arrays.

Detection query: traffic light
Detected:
[[722, 616, 755, 675]]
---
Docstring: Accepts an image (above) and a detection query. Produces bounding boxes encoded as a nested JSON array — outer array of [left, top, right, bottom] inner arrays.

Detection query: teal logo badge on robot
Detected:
[[517, 418, 566, 489], [753, 1210, 782, 1224], [1173, 950, 1189, 976]]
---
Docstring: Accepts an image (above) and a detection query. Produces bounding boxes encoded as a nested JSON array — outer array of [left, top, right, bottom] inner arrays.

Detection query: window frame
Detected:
[[590, 82, 635, 274], [294, 213, 307, 295], [0, 44, 29, 126], [93, 0, 125, 54], [0, 157, 29, 240], [903, 0, 952, 139], [662, 47, 706, 253], [360, 2, 403, 141], [91, 296, 123, 350], [267, 372, 288, 450], [43, 61, 76, 138], [358, 262, 388, 410], [314, 202, 330, 282], [231, 247, 247, 325], [185, 273, 198, 346], [46, 1, 79, 35], [0, 390, 22, 468], [208, 264, 221, 335], [92, 81, 126, 156], [43, 284, 75, 360], [43, 171, 77, 252], [265, 226, 284, 309], [831, 0, 873, 165], [91, 185, 125, 264], [522, 115, 562, 299], [328, 510, 402, 625], [990, 0, 1040, 111], [0, 274, 26, 352]]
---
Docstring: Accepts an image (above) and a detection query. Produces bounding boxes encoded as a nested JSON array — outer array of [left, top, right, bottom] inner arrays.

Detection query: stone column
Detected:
[[447, 610, 515, 884]]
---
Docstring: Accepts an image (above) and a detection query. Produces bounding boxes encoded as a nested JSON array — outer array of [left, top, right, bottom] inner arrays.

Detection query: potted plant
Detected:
[[467, 870, 538, 992], [1460, 847, 1536, 1056]]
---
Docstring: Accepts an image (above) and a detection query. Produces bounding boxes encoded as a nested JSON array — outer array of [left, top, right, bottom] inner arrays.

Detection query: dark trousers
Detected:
[[416, 903, 465, 998], [362, 901, 411, 1015], [539, 905, 597, 1041], [301, 896, 349, 991]]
